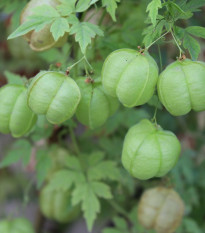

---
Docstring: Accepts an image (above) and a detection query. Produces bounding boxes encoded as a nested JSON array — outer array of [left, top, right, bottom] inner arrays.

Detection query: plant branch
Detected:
[[69, 126, 80, 155], [170, 28, 183, 57], [146, 30, 170, 50]]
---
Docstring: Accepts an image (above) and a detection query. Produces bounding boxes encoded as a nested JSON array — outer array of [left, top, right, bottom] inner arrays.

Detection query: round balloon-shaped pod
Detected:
[[76, 78, 119, 129], [121, 119, 181, 180], [27, 71, 81, 124], [0, 85, 37, 138], [40, 185, 80, 223], [138, 187, 184, 233], [0, 218, 35, 233], [20, 0, 67, 51], [158, 59, 205, 116], [101, 49, 159, 107]]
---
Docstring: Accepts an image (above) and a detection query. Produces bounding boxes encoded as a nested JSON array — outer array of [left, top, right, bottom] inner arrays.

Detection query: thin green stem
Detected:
[[146, 30, 170, 50], [98, 9, 106, 26], [69, 126, 80, 155], [108, 200, 132, 223], [68, 56, 85, 71], [84, 61, 89, 76], [158, 44, 163, 72], [23, 177, 35, 208], [67, 55, 93, 75], [170, 28, 183, 57], [151, 106, 158, 126], [84, 56, 94, 71]]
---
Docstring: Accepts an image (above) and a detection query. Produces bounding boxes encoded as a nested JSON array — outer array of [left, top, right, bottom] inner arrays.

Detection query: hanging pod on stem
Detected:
[[0, 84, 37, 138], [102, 49, 159, 107], [121, 119, 181, 180], [75, 77, 119, 129], [158, 59, 205, 116], [27, 71, 81, 125], [138, 187, 184, 233], [40, 184, 80, 223]]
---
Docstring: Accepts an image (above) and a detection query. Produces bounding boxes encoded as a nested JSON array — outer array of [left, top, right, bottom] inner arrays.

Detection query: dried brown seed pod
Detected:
[[138, 187, 184, 233]]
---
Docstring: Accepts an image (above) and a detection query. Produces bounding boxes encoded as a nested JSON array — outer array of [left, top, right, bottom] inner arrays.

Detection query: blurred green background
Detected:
[[0, 0, 205, 232]]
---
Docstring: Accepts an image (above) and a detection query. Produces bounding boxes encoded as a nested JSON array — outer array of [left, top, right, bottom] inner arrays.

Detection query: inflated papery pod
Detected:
[[101, 49, 159, 107], [138, 187, 184, 233], [158, 59, 205, 116], [27, 71, 81, 124], [20, 0, 67, 51], [40, 185, 80, 223], [0, 85, 37, 138], [76, 78, 119, 129], [122, 119, 181, 180], [0, 218, 35, 233]]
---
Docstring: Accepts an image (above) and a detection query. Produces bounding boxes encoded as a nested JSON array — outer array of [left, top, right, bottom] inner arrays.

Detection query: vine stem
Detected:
[[146, 30, 170, 50], [67, 55, 94, 75], [151, 106, 158, 126], [68, 56, 85, 70], [84, 56, 94, 71], [170, 28, 183, 57], [69, 126, 80, 155], [108, 200, 132, 223]]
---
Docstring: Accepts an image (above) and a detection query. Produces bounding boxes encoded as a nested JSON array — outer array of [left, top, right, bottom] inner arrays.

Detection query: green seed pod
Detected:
[[27, 71, 81, 124], [121, 119, 181, 180], [40, 185, 80, 223], [0, 85, 37, 138], [0, 218, 35, 233], [138, 187, 184, 233], [158, 59, 205, 116], [101, 49, 159, 107], [75, 78, 119, 129], [20, 0, 67, 51]]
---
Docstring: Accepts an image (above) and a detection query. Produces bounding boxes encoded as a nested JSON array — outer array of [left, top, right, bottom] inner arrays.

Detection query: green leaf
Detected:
[[57, 0, 76, 16], [168, 1, 193, 20], [4, 71, 27, 85], [36, 149, 52, 188], [72, 180, 112, 231], [146, 0, 162, 26], [8, 20, 48, 39], [70, 22, 104, 54], [47, 169, 86, 191], [72, 182, 100, 231], [113, 217, 128, 230], [76, 0, 94, 12], [8, 5, 59, 39], [186, 26, 205, 39], [183, 33, 200, 60], [88, 151, 105, 166], [88, 160, 120, 181], [91, 181, 113, 199], [46, 170, 77, 191], [102, 0, 120, 21], [0, 140, 32, 168], [67, 14, 79, 24], [143, 17, 167, 47], [50, 18, 70, 41], [183, 218, 203, 233], [65, 155, 82, 171], [184, 0, 205, 12]]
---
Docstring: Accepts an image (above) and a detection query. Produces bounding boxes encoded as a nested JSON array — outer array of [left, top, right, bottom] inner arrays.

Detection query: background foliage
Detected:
[[0, 0, 205, 232]]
